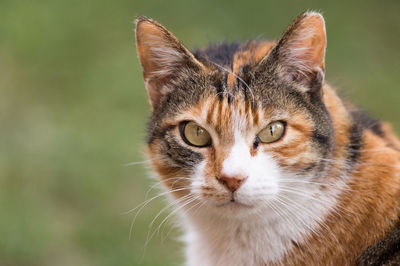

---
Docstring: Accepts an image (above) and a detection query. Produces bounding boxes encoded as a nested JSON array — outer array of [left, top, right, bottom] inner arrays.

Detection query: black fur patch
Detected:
[[193, 42, 241, 68], [347, 122, 364, 165], [213, 73, 225, 101], [350, 109, 384, 137], [346, 109, 383, 166], [358, 219, 400, 265], [312, 132, 331, 147]]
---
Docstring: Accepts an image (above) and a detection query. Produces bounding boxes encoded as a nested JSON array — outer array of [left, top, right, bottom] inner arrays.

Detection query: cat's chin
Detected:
[[206, 199, 259, 217], [216, 200, 253, 209]]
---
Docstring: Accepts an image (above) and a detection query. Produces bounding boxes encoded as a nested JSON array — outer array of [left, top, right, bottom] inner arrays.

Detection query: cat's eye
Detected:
[[180, 121, 211, 147], [257, 121, 286, 143]]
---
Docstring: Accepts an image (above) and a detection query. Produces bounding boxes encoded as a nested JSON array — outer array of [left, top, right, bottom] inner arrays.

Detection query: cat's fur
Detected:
[[135, 12, 400, 265]]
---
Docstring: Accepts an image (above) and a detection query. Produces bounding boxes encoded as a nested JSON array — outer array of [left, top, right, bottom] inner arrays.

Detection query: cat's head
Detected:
[[136, 12, 335, 218]]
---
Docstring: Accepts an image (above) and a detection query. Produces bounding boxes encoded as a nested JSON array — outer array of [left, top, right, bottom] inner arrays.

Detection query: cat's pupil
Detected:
[[196, 127, 203, 136], [256, 121, 285, 143]]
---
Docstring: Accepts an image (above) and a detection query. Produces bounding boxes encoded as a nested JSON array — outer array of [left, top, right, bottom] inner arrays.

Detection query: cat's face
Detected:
[[136, 13, 334, 218]]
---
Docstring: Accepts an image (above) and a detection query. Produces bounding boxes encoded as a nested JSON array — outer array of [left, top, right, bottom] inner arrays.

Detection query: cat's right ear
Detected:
[[256, 12, 327, 96], [135, 17, 206, 108]]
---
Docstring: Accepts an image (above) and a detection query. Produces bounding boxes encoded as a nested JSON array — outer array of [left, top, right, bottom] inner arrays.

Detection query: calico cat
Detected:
[[135, 12, 400, 265]]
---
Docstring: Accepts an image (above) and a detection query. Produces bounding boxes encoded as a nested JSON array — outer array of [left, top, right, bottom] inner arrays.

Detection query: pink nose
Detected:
[[217, 175, 248, 192]]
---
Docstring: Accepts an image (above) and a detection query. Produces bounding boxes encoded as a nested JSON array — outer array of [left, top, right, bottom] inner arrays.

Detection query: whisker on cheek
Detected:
[[126, 186, 193, 240], [145, 195, 201, 247]]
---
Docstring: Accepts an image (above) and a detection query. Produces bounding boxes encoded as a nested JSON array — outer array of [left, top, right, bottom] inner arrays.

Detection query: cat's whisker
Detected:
[[318, 156, 400, 169], [267, 199, 313, 258], [267, 200, 301, 235], [278, 180, 356, 192], [124, 187, 191, 216], [169, 177, 192, 188], [147, 194, 193, 231], [143, 181, 164, 199], [144, 177, 192, 199], [161, 198, 206, 242], [279, 178, 348, 186], [146, 198, 186, 242], [157, 197, 202, 237], [273, 196, 321, 237], [278, 186, 347, 209], [276, 194, 341, 247], [278, 186, 359, 217], [145, 195, 200, 247], [348, 147, 394, 153], [126, 187, 192, 240], [123, 159, 151, 167]]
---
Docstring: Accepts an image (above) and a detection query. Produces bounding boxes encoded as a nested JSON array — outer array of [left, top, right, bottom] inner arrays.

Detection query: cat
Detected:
[[135, 12, 400, 266]]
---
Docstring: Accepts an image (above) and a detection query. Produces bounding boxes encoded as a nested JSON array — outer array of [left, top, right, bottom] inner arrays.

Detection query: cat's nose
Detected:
[[217, 175, 248, 192]]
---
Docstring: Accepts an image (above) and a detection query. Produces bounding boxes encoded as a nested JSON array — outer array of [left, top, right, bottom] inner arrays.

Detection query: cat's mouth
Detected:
[[216, 194, 252, 208]]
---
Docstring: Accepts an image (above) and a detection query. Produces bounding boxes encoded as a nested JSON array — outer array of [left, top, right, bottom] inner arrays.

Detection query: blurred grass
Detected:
[[0, 0, 399, 265]]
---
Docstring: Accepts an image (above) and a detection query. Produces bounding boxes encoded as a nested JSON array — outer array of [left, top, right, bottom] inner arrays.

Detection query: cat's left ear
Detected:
[[258, 12, 327, 94], [135, 16, 206, 108]]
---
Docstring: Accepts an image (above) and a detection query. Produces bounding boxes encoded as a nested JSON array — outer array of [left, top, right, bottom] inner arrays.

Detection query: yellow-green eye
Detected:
[[180, 121, 211, 147], [257, 121, 286, 143]]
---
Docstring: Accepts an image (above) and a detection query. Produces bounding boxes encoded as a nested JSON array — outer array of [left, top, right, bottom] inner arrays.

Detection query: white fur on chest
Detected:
[[183, 218, 292, 266]]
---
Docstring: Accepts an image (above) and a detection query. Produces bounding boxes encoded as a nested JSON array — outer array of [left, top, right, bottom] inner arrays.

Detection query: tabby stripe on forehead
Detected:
[[213, 100, 224, 135], [243, 99, 249, 119], [206, 99, 216, 124], [213, 73, 225, 101], [252, 108, 259, 125], [228, 50, 251, 89], [217, 98, 223, 121], [223, 101, 232, 136]]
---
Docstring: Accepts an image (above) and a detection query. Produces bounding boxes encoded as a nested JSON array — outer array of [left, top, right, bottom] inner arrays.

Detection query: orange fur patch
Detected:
[[227, 41, 275, 89]]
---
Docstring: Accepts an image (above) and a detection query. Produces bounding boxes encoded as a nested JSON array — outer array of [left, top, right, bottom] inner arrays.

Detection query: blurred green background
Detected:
[[1, 0, 399, 265]]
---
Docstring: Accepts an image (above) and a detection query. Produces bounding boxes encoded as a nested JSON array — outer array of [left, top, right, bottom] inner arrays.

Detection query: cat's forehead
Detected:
[[194, 41, 275, 91], [199, 96, 262, 137], [154, 40, 303, 125]]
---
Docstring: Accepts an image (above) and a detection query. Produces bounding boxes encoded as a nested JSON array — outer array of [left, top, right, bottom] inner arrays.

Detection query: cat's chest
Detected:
[[184, 217, 304, 266]]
